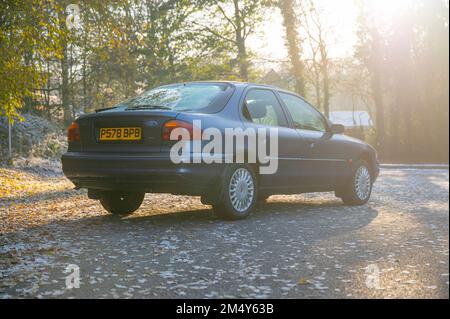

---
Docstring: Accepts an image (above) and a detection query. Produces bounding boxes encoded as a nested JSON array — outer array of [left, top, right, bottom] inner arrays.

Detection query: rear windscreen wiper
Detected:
[[126, 105, 172, 110], [95, 106, 119, 113]]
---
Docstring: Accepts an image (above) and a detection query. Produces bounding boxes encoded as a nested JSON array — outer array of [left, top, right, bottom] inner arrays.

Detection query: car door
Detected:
[[241, 88, 304, 190], [278, 92, 347, 187]]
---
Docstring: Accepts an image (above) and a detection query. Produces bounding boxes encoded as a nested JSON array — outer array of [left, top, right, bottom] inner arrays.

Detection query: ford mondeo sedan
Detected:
[[62, 82, 379, 220]]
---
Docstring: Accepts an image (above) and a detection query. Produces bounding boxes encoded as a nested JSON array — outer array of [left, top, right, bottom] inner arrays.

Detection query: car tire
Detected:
[[212, 165, 257, 220], [100, 191, 145, 216], [336, 160, 373, 206]]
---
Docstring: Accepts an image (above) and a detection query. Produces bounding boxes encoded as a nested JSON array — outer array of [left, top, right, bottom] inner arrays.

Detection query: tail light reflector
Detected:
[[162, 120, 201, 141], [68, 122, 81, 142]]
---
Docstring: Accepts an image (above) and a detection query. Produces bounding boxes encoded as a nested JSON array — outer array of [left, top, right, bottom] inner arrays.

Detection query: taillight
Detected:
[[68, 122, 80, 142], [162, 120, 201, 141]]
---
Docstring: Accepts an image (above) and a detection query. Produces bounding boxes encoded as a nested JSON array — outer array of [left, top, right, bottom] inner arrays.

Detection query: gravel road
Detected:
[[0, 168, 448, 298]]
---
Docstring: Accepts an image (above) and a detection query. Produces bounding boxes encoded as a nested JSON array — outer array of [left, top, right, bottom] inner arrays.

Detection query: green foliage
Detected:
[[195, 0, 265, 81], [0, 0, 63, 122]]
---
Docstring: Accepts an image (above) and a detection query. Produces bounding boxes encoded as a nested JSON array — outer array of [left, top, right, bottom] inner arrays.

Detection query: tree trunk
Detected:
[[233, 0, 248, 81], [279, 0, 305, 96], [320, 43, 330, 118], [322, 73, 330, 118], [23, 51, 34, 113], [59, 11, 72, 125], [314, 69, 321, 110], [370, 31, 386, 158], [61, 43, 72, 124]]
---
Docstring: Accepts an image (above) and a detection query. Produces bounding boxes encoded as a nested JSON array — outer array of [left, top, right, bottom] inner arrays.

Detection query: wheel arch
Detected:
[[358, 150, 376, 178]]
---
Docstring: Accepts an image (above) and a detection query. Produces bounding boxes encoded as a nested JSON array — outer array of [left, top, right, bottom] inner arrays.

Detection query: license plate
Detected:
[[99, 127, 141, 141]]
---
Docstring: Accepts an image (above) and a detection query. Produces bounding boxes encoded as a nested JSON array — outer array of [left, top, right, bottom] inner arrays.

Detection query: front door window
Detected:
[[279, 92, 327, 132]]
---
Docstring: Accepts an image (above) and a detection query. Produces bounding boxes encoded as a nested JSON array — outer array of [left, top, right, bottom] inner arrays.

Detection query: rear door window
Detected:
[[243, 89, 288, 127]]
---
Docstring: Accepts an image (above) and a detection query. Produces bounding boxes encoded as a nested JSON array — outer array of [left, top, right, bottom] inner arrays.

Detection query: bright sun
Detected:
[[364, 0, 416, 24], [257, 0, 417, 62]]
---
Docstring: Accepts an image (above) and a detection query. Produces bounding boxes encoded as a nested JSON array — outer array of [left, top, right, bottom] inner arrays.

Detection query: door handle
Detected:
[[307, 140, 316, 148]]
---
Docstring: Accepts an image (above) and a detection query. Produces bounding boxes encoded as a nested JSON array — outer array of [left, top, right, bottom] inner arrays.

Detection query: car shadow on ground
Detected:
[[86, 197, 343, 220], [54, 197, 379, 240], [1, 189, 379, 238]]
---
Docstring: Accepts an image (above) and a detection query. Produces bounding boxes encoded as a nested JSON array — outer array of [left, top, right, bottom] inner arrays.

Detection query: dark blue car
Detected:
[[62, 81, 379, 220]]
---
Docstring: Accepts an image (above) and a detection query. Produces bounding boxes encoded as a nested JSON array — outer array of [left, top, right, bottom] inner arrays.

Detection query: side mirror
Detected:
[[330, 123, 345, 134]]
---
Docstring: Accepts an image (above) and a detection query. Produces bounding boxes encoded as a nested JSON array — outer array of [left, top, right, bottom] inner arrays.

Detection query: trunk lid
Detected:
[[78, 110, 178, 153]]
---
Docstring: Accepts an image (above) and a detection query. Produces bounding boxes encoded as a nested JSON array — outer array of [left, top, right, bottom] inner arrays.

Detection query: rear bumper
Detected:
[[61, 152, 224, 195]]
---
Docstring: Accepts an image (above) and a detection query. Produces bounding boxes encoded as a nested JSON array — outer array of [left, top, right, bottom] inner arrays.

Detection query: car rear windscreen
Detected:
[[120, 83, 234, 113]]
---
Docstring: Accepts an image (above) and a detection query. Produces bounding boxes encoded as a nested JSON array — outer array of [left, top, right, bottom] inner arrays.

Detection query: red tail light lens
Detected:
[[162, 120, 201, 141], [68, 122, 81, 142]]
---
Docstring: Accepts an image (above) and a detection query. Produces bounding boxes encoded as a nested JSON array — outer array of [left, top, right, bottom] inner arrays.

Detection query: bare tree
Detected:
[[300, 0, 331, 117], [195, 0, 262, 81], [278, 0, 306, 96], [355, 3, 386, 156]]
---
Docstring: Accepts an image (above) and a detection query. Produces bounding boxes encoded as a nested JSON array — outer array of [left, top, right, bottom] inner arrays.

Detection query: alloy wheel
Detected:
[[228, 168, 255, 213]]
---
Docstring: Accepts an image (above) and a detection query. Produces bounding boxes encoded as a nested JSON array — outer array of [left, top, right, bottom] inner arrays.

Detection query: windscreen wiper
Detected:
[[125, 105, 172, 110], [95, 106, 119, 113]]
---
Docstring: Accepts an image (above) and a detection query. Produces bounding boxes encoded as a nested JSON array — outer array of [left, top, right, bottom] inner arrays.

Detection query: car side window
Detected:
[[243, 89, 288, 127], [279, 92, 327, 132]]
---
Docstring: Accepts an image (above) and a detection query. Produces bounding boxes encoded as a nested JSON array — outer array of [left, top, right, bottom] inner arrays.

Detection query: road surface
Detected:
[[0, 168, 448, 298]]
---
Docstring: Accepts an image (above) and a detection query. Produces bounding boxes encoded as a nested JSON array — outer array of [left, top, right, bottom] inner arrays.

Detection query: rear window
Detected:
[[120, 83, 234, 113]]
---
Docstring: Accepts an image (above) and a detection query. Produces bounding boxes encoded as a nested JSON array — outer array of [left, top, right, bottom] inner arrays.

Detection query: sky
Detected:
[[248, 0, 422, 73], [249, 0, 359, 71]]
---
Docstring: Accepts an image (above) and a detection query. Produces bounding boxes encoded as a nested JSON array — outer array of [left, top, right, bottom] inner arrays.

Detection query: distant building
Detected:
[[329, 111, 373, 128], [260, 69, 294, 90], [329, 111, 373, 141]]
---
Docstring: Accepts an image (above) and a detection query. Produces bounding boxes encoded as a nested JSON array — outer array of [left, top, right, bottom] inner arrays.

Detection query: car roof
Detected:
[[172, 80, 298, 95]]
